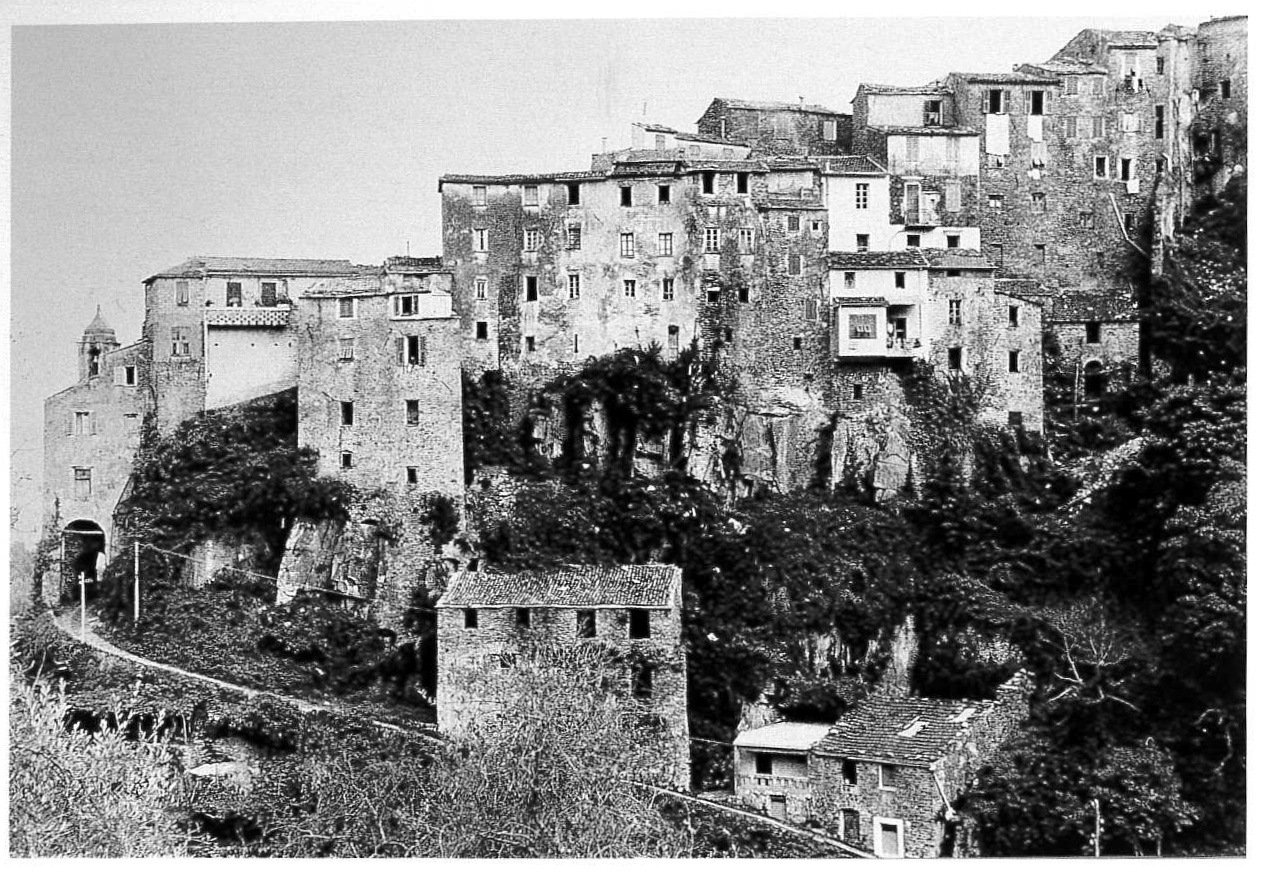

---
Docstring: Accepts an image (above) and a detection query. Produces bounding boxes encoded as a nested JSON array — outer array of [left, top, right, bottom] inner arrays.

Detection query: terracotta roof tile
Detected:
[[857, 82, 949, 96], [922, 248, 995, 270], [144, 256, 362, 283], [709, 97, 845, 116], [820, 155, 889, 176], [814, 694, 995, 766], [953, 71, 1060, 85], [829, 251, 929, 269], [440, 565, 681, 609]]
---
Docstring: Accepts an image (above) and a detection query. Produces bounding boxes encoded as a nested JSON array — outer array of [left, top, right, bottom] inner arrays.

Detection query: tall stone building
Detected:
[[696, 98, 853, 156]]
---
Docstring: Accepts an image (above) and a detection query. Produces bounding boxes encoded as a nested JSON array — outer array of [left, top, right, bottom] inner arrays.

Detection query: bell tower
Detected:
[[79, 306, 119, 381]]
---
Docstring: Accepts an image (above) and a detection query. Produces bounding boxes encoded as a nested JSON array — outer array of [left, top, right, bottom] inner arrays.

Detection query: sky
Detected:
[[6, 8, 1204, 543]]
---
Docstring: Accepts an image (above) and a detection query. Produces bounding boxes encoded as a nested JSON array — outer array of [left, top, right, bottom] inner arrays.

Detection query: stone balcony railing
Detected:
[[737, 773, 812, 792], [204, 306, 292, 327]]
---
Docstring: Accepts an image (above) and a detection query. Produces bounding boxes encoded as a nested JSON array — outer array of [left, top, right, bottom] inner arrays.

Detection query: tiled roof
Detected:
[[439, 565, 681, 609], [613, 161, 684, 177], [709, 97, 844, 116], [686, 159, 766, 172], [734, 722, 833, 752], [836, 296, 890, 308], [829, 251, 929, 269], [84, 306, 114, 336], [923, 249, 995, 270], [814, 694, 995, 766], [439, 171, 604, 186], [144, 256, 362, 283], [763, 157, 821, 171], [1045, 289, 1140, 323], [755, 196, 825, 210], [640, 123, 679, 134], [857, 82, 949, 96], [303, 276, 384, 296], [820, 155, 888, 176], [1100, 29, 1160, 47], [614, 149, 686, 164], [386, 255, 444, 271], [1023, 60, 1109, 76], [674, 130, 745, 146], [868, 125, 979, 136], [953, 71, 1060, 85]]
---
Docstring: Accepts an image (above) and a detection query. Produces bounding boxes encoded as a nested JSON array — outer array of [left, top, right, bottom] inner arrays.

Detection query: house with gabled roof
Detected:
[[436, 564, 690, 788]]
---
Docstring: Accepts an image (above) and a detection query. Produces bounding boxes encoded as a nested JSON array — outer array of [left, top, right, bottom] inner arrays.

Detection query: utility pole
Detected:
[[134, 541, 141, 622], [1092, 797, 1101, 857]]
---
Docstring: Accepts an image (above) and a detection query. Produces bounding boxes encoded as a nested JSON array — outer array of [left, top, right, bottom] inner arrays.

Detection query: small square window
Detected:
[[338, 298, 356, 319], [905, 234, 921, 248], [946, 234, 961, 249], [657, 184, 671, 204], [946, 269, 961, 277], [624, 279, 637, 298], [340, 450, 353, 469], [988, 194, 1004, 208], [1086, 321, 1102, 344], [516, 607, 531, 628], [476, 321, 488, 340], [620, 185, 633, 207], [894, 271, 906, 289], [629, 609, 650, 639], [792, 336, 803, 350], [406, 399, 419, 426], [406, 466, 419, 484], [464, 608, 478, 629], [577, 609, 596, 638], [525, 336, 536, 353], [879, 764, 897, 790], [755, 754, 773, 775], [1008, 411, 1024, 427], [856, 234, 870, 252]]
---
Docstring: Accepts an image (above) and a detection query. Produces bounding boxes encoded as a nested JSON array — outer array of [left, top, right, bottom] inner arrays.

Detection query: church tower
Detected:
[[78, 306, 118, 381]]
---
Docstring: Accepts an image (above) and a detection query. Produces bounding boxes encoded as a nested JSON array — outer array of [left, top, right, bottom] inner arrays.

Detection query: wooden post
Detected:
[[1093, 797, 1101, 857], [79, 572, 86, 640], [134, 541, 141, 622]]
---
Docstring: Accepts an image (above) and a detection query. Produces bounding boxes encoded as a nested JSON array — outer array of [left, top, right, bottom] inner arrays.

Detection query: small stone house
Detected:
[[734, 670, 1032, 857], [436, 564, 690, 789]]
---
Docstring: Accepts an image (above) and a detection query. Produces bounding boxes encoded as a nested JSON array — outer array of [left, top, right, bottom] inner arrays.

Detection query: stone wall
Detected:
[[696, 102, 851, 155], [733, 749, 814, 822]]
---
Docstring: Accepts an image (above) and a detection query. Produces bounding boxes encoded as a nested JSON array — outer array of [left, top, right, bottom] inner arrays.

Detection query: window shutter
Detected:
[[1004, 90, 1011, 113], [419, 335, 428, 367], [65, 412, 74, 436], [396, 336, 405, 365], [114, 366, 125, 385], [90, 413, 98, 435]]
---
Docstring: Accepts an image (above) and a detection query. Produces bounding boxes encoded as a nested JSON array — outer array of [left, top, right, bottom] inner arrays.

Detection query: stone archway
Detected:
[[62, 519, 107, 601]]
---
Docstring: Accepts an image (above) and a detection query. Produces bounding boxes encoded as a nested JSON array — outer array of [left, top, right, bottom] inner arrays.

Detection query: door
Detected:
[[768, 795, 787, 822]]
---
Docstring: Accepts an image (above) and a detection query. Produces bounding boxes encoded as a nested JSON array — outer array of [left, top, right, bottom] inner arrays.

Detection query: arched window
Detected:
[[1083, 361, 1105, 400]]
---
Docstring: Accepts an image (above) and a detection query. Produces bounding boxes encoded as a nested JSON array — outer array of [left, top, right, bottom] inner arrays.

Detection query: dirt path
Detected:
[[52, 609, 426, 737]]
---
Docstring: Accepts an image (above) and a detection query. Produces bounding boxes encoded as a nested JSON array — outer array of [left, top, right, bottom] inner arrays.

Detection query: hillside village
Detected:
[[17, 17, 1246, 859]]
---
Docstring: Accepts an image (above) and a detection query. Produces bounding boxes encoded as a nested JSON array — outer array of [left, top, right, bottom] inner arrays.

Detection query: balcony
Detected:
[[902, 206, 941, 228], [886, 335, 923, 357], [204, 305, 291, 327], [737, 773, 811, 793]]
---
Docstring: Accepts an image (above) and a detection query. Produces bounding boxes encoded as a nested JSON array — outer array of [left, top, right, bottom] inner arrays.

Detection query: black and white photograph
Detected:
[[5, 3, 1248, 861]]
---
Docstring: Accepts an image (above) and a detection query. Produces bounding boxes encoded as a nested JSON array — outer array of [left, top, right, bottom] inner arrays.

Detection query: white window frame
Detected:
[[704, 227, 720, 253], [623, 279, 637, 298], [738, 228, 754, 253], [620, 232, 635, 258], [475, 277, 488, 300], [338, 337, 355, 361], [472, 185, 487, 207], [473, 228, 489, 252], [872, 816, 905, 858], [524, 228, 541, 252], [523, 184, 539, 207], [822, 119, 837, 141], [568, 273, 581, 299], [662, 277, 675, 301], [658, 232, 674, 257], [567, 224, 582, 250], [394, 293, 419, 317], [855, 182, 869, 210]]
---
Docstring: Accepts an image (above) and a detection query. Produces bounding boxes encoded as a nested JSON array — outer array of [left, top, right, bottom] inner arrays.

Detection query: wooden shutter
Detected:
[[65, 412, 74, 436], [396, 336, 405, 365], [418, 335, 427, 367]]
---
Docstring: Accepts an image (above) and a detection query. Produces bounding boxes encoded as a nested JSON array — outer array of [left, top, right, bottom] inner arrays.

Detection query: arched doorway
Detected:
[[62, 520, 107, 602], [1083, 361, 1106, 400]]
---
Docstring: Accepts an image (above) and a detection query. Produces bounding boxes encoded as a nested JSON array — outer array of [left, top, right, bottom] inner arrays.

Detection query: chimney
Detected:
[[601, 136, 608, 153]]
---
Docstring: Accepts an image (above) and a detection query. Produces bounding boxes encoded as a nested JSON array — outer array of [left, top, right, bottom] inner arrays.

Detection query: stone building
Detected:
[[42, 309, 146, 594], [734, 670, 1033, 857], [696, 98, 853, 156], [436, 564, 690, 789]]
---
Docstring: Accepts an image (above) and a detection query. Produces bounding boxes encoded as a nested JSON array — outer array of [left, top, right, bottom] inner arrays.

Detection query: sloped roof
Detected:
[[819, 155, 888, 176], [144, 256, 363, 283], [1023, 60, 1109, 76], [686, 159, 766, 173], [613, 161, 685, 177], [734, 722, 833, 752], [857, 82, 949, 96], [1045, 289, 1140, 323], [869, 125, 979, 136], [923, 249, 995, 270], [829, 251, 929, 270], [386, 255, 444, 271], [675, 130, 746, 146], [440, 565, 681, 609], [1098, 29, 1160, 48], [707, 97, 845, 116], [84, 306, 115, 336], [763, 157, 821, 171], [953, 71, 1060, 85], [303, 276, 384, 296], [814, 694, 995, 766], [439, 170, 604, 186]]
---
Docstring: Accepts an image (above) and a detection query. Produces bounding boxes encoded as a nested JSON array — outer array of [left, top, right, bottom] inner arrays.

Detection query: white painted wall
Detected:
[[205, 326, 297, 409], [824, 174, 902, 252]]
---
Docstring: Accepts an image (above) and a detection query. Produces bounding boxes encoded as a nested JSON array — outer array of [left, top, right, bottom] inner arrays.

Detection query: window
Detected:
[[1120, 158, 1133, 181], [738, 228, 754, 253], [1122, 112, 1138, 133], [658, 232, 674, 256], [464, 608, 478, 629], [1065, 75, 1078, 95], [839, 809, 861, 842], [1079, 211, 1094, 230], [399, 334, 425, 366], [577, 609, 596, 638], [658, 184, 671, 204], [848, 314, 877, 339], [1095, 156, 1109, 179], [855, 182, 869, 209], [524, 336, 536, 353], [1029, 90, 1045, 115], [905, 234, 921, 248], [261, 281, 278, 306], [567, 183, 580, 205], [73, 411, 92, 435], [475, 321, 488, 340], [1220, 79, 1231, 100], [473, 228, 488, 252], [175, 279, 189, 306], [875, 819, 904, 858], [988, 194, 1004, 209], [524, 276, 538, 302], [226, 281, 242, 307], [1008, 411, 1024, 427], [405, 399, 419, 426], [1035, 243, 1047, 264], [723, 326, 734, 343], [946, 234, 961, 249], [1086, 321, 1102, 344], [620, 185, 632, 207], [948, 346, 962, 370], [792, 336, 803, 351], [1155, 105, 1165, 139], [851, 383, 865, 401], [619, 232, 635, 258], [667, 324, 680, 357], [662, 277, 675, 301], [1065, 116, 1078, 139], [562, 225, 582, 251], [736, 172, 749, 194], [340, 401, 354, 426], [1091, 77, 1104, 96], [516, 607, 531, 628], [1156, 56, 1165, 75], [1084, 361, 1106, 399], [524, 228, 540, 252], [705, 227, 720, 253], [844, 271, 856, 289], [115, 365, 137, 386], [755, 754, 773, 776], [340, 450, 353, 469], [788, 255, 803, 276], [823, 118, 838, 140], [1008, 350, 1021, 373], [472, 185, 487, 206], [991, 243, 1004, 269], [946, 269, 961, 278], [906, 136, 919, 164], [1092, 116, 1105, 138], [171, 326, 191, 356], [856, 234, 869, 252], [944, 180, 961, 213], [878, 764, 897, 790], [406, 466, 419, 484], [564, 273, 580, 299], [629, 609, 651, 639], [1009, 305, 1020, 327], [523, 183, 539, 206], [394, 293, 419, 317], [987, 88, 1008, 114], [1031, 192, 1046, 213], [73, 467, 92, 501], [894, 271, 906, 289], [924, 98, 943, 125], [623, 279, 637, 298], [787, 214, 800, 232], [573, 333, 579, 354], [702, 171, 716, 194], [632, 664, 653, 700], [707, 287, 720, 303], [842, 759, 858, 785]]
